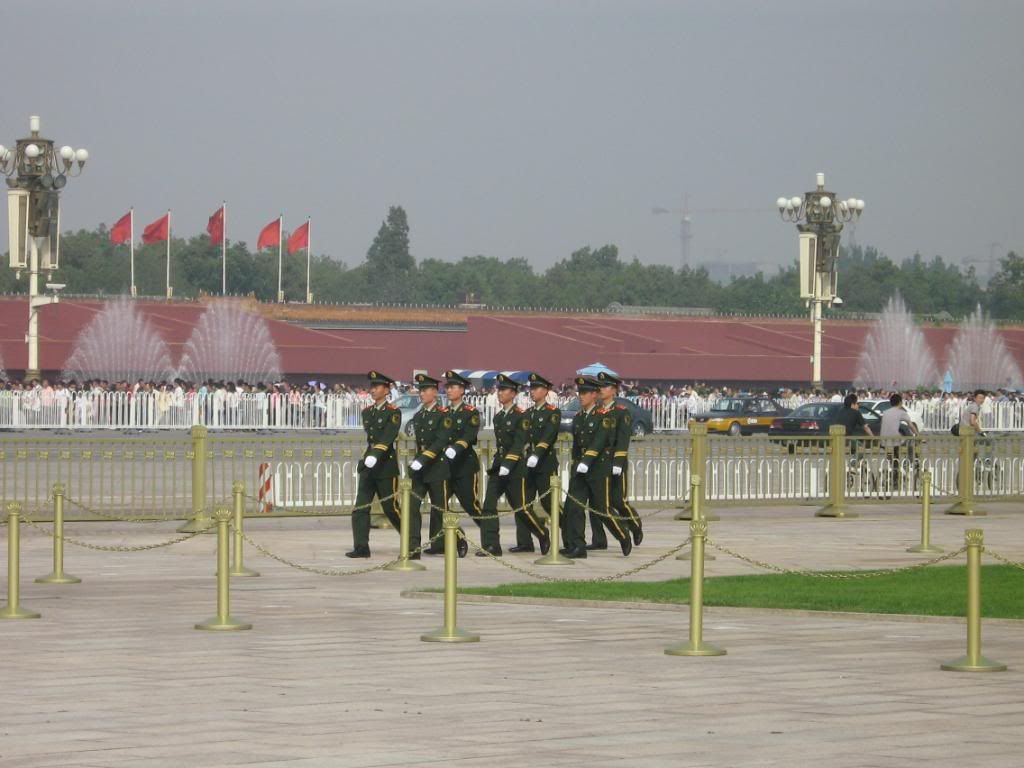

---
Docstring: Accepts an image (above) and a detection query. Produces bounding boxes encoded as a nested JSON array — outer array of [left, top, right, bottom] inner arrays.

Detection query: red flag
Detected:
[[257, 217, 281, 250], [142, 213, 169, 244], [110, 211, 132, 245], [207, 205, 225, 245], [287, 221, 309, 254]]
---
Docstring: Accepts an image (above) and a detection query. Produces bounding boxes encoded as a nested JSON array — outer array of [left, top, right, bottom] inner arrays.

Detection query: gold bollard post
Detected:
[[907, 470, 943, 554], [816, 425, 856, 518], [421, 511, 479, 643], [676, 423, 711, 520], [179, 425, 214, 533], [36, 483, 81, 584], [678, 475, 714, 561], [229, 482, 259, 577], [385, 478, 426, 572], [665, 517, 725, 657], [0, 503, 41, 619], [196, 507, 252, 631], [946, 424, 985, 516], [941, 529, 1005, 672], [535, 474, 573, 566]]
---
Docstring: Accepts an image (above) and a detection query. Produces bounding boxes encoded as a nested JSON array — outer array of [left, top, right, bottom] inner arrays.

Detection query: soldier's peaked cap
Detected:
[[495, 373, 520, 390], [444, 370, 472, 387], [574, 375, 601, 392], [367, 371, 395, 386], [528, 372, 553, 389], [414, 373, 441, 389], [596, 371, 622, 386]]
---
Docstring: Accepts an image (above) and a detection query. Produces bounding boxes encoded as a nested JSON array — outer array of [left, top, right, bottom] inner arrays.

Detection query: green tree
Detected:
[[988, 251, 1024, 321]]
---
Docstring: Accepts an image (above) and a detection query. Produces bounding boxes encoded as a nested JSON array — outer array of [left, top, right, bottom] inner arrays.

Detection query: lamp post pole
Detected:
[[777, 174, 863, 391], [2, 116, 88, 380]]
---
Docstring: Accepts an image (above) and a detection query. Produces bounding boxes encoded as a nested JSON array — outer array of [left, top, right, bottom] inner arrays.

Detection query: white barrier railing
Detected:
[[3, 389, 1023, 432]]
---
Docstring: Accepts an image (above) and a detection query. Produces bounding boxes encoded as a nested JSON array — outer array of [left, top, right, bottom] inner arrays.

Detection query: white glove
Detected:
[[410, 459, 423, 471], [612, 466, 622, 476], [526, 455, 539, 468], [363, 455, 377, 469], [498, 466, 510, 477], [444, 446, 457, 459], [576, 462, 589, 474]]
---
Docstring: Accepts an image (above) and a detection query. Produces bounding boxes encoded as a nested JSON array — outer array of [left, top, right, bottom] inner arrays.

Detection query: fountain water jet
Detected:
[[62, 297, 175, 383], [946, 305, 1022, 391], [854, 294, 938, 390], [177, 300, 282, 385]]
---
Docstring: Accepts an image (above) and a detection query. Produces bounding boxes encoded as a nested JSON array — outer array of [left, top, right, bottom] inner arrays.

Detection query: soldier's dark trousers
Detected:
[[521, 470, 555, 548], [439, 472, 500, 550], [585, 476, 629, 548], [413, 479, 446, 548], [352, 473, 400, 550], [484, 473, 543, 548], [610, 473, 642, 537]]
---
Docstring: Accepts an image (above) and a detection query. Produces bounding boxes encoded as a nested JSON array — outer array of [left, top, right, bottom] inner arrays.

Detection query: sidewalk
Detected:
[[1, 502, 1021, 767]]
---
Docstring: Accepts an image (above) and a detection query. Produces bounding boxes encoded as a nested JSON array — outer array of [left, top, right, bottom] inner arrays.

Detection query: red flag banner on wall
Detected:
[[142, 213, 170, 244], [287, 221, 309, 254], [207, 205, 225, 245], [257, 218, 281, 250], [110, 211, 132, 245]]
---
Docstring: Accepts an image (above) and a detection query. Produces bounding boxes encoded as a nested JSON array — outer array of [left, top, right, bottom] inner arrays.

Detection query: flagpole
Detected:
[[221, 201, 227, 296], [305, 217, 312, 304], [130, 207, 136, 297], [276, 214, 283, 303], [166, 209, 172, 300]]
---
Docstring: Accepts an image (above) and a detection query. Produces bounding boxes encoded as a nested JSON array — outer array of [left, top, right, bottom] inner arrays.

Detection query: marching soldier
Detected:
[[407, 373, 453, 558], [519, 372, 558, 554], [588, 371, 643, 549], [347, 371, 402, 558], [560, 376, 632, 558], [437, 370, 498, 556], [484, 374, 547, 554]]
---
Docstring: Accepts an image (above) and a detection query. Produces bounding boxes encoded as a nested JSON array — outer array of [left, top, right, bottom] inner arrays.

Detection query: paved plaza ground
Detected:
[[1, 500, 1022, 767]]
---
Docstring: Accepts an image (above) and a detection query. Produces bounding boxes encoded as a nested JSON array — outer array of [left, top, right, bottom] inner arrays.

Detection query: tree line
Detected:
[[3, 205, 1022, 320]]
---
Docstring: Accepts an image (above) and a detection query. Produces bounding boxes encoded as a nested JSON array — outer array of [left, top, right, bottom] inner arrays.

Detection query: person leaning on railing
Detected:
[[880, 393, 919, 471]]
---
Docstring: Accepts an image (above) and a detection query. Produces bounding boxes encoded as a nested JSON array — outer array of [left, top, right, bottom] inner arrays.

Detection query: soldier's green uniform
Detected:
[[483, 374, 543, 555], [408, 374, 453, 555], [589, 371, 643, 548], [519, 372, 560, 553], [435, 370, 500, 553], [560, 376, 632, 558], [348, 371, 402, 557]]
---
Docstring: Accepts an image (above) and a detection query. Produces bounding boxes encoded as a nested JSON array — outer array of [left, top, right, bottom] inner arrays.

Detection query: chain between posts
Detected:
[[461, 530, 691, 583], [706, 539, 968, 579], [63, 495, 232, 525], [408, 487, 552, 520], [984, 549, 1024, 570], [563, 490, 674, 522], [232, 524, 446, 577], [20, 516, 211, 552], [243, 491, 397, 516]]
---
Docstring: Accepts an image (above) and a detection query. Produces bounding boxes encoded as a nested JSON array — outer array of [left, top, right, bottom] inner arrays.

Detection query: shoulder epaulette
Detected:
[[513, 406, 523, 413], [437, 406, 448, 412], [545, 404, 556, 410], [385, 403, 398, 410], [596, 407, 608, 414], [614, 404, 627, 410], [463, 404, 476, 411]]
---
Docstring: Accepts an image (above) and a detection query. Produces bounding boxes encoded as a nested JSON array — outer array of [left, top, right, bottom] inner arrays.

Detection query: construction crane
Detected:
[[652, 194, 773, 269]]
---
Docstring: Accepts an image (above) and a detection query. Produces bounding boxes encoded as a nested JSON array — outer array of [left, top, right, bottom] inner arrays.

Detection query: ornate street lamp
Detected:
[[776, 173, 863, 389], [2, 116, 88, 379]]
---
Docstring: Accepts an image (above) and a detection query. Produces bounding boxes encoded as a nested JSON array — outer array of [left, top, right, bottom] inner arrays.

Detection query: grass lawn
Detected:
[[460, 565, 1024, 619]]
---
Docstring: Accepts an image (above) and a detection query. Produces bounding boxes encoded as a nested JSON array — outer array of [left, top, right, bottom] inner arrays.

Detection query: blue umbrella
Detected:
[[576, 362, 618, 378]]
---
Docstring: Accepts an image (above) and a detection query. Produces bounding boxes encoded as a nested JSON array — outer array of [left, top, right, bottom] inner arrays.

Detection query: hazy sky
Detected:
[[4, 0, 1022, 276]]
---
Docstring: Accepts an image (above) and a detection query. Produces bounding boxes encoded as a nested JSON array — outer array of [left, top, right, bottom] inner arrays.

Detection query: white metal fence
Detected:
[[2, 389, 1022, 433]]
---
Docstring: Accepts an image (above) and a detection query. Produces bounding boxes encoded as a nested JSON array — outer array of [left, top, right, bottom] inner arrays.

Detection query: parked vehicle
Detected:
[[767, 402, 883, 437], [559, 397, 654, 436], [688, 396, 789, 436]]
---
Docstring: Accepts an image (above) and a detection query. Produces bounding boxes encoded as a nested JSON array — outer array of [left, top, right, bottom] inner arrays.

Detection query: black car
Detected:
[[559, 397, 654, 436], [767, 402, 882, 436]]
